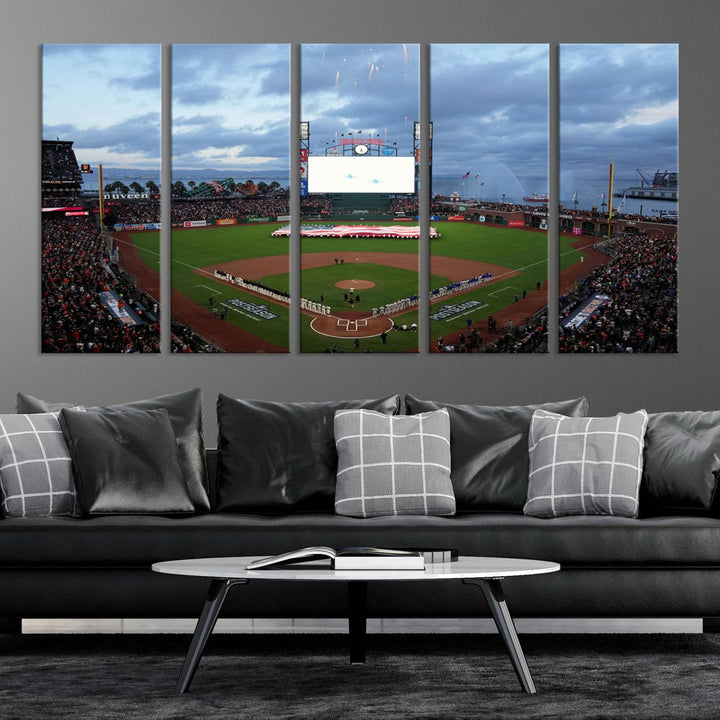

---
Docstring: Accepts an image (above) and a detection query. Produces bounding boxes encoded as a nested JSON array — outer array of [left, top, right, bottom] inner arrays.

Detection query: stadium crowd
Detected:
[[42, 142, 80, 181], [171, 321, 221, 353], [437, 310, 548, 354], [41, 142, 221, 353], [301, 196, 332, 217], [171, 197, 289, 223], [389, 197, 419, 215], [559, 232, 677, 353], [41, 214, 160, 353], [42, 196, 83, 209], [482, 312, 548, 353], [105, 201, 159, 225], [104, 196, 293, 226]]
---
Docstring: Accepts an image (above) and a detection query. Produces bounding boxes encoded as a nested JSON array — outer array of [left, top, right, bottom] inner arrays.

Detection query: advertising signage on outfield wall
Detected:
[[103, 192, 149, 200], [113, 223, 161, 231]]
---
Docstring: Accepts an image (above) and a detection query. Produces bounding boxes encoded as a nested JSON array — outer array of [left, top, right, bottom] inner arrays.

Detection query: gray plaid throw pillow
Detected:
[[334, 408, 455, 518], [0, 413, 76, 517], [524, 409, 648, 518]]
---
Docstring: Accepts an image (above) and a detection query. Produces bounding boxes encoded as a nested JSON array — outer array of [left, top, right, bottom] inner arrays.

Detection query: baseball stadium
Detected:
[[165, 184, 552, 354], [41, 140, 678, 354], [118, 193, 679, 355]]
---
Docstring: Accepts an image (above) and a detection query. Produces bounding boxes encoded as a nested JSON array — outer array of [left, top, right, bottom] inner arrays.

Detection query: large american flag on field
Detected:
[[271, 224, 439, 239]]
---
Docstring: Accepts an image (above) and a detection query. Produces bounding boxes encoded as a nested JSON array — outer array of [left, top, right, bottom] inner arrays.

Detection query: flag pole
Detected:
[[607, 157, 614, 240]]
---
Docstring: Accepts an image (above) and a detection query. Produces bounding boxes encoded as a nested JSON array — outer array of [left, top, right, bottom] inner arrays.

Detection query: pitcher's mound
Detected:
[[334, 279, 376, 290]]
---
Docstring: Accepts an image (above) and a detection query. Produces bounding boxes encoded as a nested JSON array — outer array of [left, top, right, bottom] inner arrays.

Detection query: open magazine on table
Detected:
[[246, 546, 426, 571]]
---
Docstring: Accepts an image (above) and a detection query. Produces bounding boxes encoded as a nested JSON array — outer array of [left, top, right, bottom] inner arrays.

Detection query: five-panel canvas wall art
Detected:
[[41, 43, 678, 354]]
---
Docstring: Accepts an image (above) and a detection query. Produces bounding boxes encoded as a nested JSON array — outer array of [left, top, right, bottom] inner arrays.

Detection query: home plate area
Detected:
[[310, 312, 394, 338], [337, 317, 368, 332]]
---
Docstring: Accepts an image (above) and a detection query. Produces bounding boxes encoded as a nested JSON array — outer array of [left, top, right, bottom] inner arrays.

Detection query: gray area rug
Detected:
[[1, 633, 719, 719]]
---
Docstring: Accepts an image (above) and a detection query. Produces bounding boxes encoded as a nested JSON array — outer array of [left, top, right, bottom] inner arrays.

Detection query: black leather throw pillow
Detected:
[[405, 395, 589, 512], [59, 407, 195, 516], [641, 411, 720, 514], [17, 389, 210, 512], [215, 394, 401, 514]]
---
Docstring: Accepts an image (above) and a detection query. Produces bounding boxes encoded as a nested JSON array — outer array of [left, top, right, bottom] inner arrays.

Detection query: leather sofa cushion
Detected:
[[215, 394, 401, 513], [2, 513, 720, 567], [16, 389, 210, 512], [641, 410, 720, 513], [405, 396, 589, 512], [59, 407, 195, 516]]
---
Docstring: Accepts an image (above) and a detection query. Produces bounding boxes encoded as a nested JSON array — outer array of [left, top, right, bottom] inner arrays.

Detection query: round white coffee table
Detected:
[[152, 555, 559, 695]]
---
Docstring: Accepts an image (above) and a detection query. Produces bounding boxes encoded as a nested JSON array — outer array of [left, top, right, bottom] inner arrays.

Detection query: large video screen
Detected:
[[307, 156, 415, 193]]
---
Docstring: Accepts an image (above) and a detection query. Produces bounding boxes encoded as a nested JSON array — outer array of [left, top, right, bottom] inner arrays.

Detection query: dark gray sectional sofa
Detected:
[[3, 390, 720, 627]]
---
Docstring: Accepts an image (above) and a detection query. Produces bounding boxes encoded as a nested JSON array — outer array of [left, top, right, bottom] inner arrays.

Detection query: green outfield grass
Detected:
[[426, 224, 587, 341], [171, 224, 290, 348], [560, 233, 585, 269], [127, 230, 161, 272], [129, 220, 586, 353]]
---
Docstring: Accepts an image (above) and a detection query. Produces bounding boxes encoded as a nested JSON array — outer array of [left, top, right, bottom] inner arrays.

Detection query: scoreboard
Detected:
[[307, 156, 415, 194]]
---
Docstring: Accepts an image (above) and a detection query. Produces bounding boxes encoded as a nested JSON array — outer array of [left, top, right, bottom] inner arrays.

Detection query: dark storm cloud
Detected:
[[172, 123, 289, 162], [172, 43, 289, 99], [430, 45, 549, 180], [172, 111, 289, 169], [171, 44, 290, 169], [560, 44, 678, 179], [301, 44, 419, 153], [43, 112, 161, 156]]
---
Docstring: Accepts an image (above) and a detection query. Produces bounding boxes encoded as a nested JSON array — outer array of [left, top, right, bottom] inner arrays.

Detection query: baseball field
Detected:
[[125, 221, 586, 353]]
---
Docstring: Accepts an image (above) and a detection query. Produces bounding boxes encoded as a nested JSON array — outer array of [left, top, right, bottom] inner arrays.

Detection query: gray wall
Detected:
[[1, 0, 714, 441]]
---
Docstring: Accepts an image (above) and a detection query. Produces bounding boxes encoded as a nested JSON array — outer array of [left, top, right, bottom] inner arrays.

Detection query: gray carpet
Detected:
[[1, 633, 719, 719]]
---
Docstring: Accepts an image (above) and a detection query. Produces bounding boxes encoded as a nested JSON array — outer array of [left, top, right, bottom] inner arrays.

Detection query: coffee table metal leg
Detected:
[[348, 580, 368, 664], [463, 578, 536, 694], [176, 578, 247, 694]]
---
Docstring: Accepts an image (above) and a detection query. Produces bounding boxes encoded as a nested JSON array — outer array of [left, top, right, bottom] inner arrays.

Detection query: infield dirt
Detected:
[[204, 251, 518, 284]]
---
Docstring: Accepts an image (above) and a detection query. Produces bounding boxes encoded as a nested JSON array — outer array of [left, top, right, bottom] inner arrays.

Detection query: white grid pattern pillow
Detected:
[[0, 413, 76, 518], [524, 409, 648, 518], [334, 408, 455, 518]]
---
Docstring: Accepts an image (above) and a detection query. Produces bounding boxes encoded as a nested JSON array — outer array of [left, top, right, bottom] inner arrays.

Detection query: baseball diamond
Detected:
[[119, 220, 602, 353]]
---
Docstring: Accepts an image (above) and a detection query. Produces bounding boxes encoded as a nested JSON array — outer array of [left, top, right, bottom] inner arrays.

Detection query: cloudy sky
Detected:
[[42, 43, 677, 197], [431, 44, 549, 199], [43, 44, 161, 170], [301, 43, 419, 156], [560, 44, 678, 195], [172, 44, 290, 174]]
